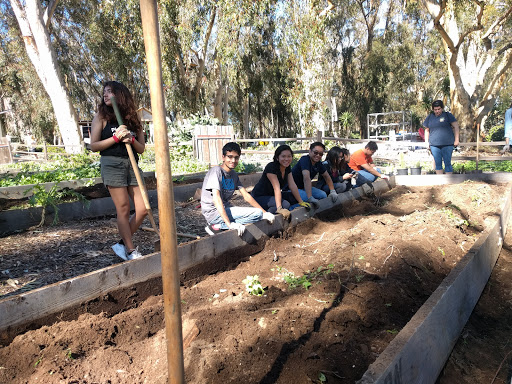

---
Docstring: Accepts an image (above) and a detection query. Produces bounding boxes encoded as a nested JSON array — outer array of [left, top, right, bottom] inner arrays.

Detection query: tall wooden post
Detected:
[[139, 1, 185, 383], [476, 124, 480, 171]]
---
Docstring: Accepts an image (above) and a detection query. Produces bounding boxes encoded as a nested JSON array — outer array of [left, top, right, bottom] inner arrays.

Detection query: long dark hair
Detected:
[[98, 81, 142, 133], [273, 144, 294, 162], [326, 146, 344, 172]]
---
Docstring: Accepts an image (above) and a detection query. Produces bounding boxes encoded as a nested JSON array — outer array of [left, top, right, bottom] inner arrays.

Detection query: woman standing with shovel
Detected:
[[90, 81, 147, 260]]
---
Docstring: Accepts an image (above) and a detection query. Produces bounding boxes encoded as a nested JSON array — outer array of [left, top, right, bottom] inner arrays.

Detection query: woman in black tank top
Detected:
[[90, 81, 147, 260]]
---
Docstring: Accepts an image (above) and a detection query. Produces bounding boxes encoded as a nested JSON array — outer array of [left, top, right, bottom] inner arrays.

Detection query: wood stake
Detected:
[[139, 1, 185, 383]]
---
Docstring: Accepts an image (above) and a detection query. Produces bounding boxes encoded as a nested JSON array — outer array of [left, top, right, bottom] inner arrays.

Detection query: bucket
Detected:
[[396, 168, 408, 175], [410, 167, 422, 175]]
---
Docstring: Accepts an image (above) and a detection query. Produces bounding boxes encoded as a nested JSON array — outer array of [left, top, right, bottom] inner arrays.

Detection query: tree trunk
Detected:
[[10, 0, 83, 154], [243, 94, 249, 138], [422, 0, 512, 141], [222, 82, 229, 126]]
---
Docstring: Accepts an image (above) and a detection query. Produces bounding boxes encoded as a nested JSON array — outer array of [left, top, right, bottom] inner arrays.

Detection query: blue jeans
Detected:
[[253, 195, 291, 213], [209, 206, 263, 229], [430, 145, 454, 172], [320, 182, 350, 194], [297, 187, 327, 202], [355, 169, 379, 187]]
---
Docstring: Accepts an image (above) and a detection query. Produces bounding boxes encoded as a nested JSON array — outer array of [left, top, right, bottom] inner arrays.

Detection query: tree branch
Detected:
[[481, 48, 512, 103], [482, 4, 512, 40], [194, 6, 217, 101], [43, 0, 59, 28], [455, 1, 484, 49]]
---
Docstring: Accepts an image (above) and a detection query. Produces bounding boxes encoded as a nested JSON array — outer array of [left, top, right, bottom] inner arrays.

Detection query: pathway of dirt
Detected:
[[0, 181, 508, 383]]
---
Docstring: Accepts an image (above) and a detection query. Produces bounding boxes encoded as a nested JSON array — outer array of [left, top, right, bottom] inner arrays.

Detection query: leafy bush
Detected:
[[25, 183, 90, 226], [452, 160, 512, 173], [486, 125, 504, 142], [234, 161, 261, 174]]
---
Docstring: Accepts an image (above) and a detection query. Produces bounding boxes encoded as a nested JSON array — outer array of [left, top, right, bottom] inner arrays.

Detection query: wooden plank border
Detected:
[[357, 180, 512, 384]]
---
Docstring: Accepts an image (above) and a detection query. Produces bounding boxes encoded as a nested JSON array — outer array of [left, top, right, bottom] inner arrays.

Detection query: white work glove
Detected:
[[308, 196, 320, 209], [228, 222, 245, 236], [329, 190, 338, 203], [262, 211, 275, 224]]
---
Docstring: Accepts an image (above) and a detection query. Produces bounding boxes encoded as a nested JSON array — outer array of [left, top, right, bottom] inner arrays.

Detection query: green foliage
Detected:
[[451, 160, 512, 173], [234, 161, 261, 174], [25, 183, 90, 226], [0, 155, 100, 187], [485, 125, 504, 142], [278, 264, 334, 291]]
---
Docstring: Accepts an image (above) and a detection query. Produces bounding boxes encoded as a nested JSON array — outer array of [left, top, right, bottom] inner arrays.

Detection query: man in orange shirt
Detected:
[[348, 141, 388, 187]]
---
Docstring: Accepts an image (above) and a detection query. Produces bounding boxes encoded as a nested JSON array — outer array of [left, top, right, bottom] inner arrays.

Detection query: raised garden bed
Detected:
[[0, 178, 509, 383]]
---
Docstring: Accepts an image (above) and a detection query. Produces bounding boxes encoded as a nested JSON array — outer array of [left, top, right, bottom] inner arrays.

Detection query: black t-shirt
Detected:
[[291, 155, 327, 189], [100, 121, 138, 160], [251, 161, 291, 197]]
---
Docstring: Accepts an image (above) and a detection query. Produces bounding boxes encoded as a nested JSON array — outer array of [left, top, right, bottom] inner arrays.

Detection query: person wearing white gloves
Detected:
[[289, 142, 338, 209], [201, 142, 275, 236]]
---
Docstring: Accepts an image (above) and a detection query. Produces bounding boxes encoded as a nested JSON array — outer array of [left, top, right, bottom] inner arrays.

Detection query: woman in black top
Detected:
[[251, 145, 309, 218], [90, 81, 147, 261], [317, 147, 356, 193]]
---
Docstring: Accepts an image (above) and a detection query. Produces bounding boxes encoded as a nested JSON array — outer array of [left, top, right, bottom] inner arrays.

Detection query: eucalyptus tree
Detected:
[[0, 1, 57, 142], [8, 0, 83, 152], [420, 0, 512, 140]]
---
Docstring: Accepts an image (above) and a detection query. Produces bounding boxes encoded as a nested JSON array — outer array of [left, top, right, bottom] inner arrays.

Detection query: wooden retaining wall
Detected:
[[357, 174, 512, 384]]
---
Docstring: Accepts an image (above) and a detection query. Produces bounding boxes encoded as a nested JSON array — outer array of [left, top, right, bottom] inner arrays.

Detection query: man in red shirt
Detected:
[[348, 141, 388, 187]]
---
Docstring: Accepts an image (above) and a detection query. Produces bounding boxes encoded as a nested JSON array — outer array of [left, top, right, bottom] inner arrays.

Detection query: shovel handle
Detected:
[[110, 96, 160, 235]]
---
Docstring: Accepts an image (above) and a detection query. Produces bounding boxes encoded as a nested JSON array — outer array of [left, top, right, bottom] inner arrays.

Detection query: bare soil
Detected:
[[0, 181, 510, 383]]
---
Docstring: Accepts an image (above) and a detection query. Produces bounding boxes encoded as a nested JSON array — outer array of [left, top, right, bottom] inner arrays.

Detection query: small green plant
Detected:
[[318, 372, 327, 383], [242, 275, 265, 296], [66, 348, 74, 360], [25, 183, 90, 226], [438, 247, 445, 256], [34, 357, 42, 367], [280, 265, 335, 290], [355, 274, 364, 282], [399, 152, 406, 168], [387, 329, 399, 335]]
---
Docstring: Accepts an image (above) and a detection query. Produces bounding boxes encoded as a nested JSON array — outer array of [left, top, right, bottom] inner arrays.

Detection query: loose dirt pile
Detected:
[[0, 181, 508, 383]]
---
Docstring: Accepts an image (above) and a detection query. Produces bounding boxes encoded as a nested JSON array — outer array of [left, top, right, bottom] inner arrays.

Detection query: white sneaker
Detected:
[[127, 247, 143, 260], [112, 243, 128, 261]]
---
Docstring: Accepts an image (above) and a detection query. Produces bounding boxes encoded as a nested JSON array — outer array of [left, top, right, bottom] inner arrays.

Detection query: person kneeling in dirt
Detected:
[[201, 142, 275, 236], [288, 142, 339, 209], [316, 146, 357, 195], [348, 141, 388, 187], [251, 144, 311, 221]]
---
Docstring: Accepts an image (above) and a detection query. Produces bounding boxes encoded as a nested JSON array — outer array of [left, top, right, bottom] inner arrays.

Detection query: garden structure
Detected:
[[1, 172, 511, 383]]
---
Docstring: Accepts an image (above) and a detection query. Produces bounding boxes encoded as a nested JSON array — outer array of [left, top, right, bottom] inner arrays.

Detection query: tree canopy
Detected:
[[1, 0, 512, 146]]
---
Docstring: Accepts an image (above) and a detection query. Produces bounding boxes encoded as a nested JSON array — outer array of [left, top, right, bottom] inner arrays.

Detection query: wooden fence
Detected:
[[193, 125, 234, 165]]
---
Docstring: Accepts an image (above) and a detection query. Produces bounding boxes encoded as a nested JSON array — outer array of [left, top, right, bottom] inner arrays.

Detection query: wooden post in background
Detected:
[[139, 1, 185, 383], [476, 124, 480, 171]]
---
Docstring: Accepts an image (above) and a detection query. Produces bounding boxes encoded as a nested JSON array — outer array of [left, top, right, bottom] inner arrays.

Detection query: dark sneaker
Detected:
[[205, 223, 223, 236]]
